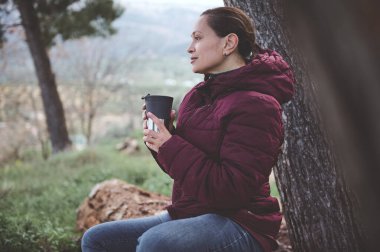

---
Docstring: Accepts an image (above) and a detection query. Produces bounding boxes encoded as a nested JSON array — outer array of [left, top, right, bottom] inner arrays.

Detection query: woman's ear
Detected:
[[223, 33, 239, 56]]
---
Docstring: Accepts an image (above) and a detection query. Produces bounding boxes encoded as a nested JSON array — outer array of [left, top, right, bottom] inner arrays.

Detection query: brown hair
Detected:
[[201, 7, 259, 61]]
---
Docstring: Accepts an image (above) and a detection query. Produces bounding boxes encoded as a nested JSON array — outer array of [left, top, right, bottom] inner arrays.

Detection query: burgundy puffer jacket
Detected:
[[151, 49, 294, 251]]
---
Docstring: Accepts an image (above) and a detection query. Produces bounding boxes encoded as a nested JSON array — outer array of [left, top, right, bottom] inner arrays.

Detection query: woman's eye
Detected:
[[194, 36, 201, 41]]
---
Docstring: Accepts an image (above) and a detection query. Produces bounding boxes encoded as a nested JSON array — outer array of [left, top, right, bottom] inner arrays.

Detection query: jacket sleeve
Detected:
[[156, 97, 283, 209], [147, 126, 176, 174]]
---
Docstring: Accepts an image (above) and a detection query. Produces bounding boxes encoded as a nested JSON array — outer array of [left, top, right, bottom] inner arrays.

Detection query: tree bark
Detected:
[[28, 87, 49, 160], [224, 1, 365, 251], [285, 2, 380, 250], [86, 87, 95, 145], [17, 0, 71, 153]]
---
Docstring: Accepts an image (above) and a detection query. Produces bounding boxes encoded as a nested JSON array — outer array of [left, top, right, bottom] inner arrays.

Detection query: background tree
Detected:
[[0, 0, 124, 153], [48, 34, 142, 145], [223, 0, 380, 251], [0, 85, 31, 163]]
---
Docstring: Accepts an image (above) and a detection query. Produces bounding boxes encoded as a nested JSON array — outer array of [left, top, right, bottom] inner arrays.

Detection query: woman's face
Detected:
[[187, 15, 226, 74]]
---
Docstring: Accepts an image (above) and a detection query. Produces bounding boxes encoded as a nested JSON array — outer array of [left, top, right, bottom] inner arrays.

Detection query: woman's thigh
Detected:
[[137, 213, 263, 252], [81, 211, 171, 252]]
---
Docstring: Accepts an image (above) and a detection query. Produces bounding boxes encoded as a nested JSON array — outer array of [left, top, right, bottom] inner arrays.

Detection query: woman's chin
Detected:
[[192, 68, 205, 74]]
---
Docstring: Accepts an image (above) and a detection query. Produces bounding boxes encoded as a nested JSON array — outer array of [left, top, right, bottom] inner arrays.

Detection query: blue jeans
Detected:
[[81, 211, 263, 252]]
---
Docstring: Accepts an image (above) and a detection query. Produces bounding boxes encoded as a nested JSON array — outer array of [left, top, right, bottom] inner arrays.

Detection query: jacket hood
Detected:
[[197, 49, 295, 104]]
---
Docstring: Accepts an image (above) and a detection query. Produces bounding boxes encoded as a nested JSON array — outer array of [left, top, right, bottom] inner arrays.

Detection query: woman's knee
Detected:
[[137, 232, 168, 252], [136, 227, 186, 252], [81, 224, 105, 251]]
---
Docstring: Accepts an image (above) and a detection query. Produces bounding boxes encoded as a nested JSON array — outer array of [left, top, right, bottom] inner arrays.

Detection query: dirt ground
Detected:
[[275, 220, 292, 252]]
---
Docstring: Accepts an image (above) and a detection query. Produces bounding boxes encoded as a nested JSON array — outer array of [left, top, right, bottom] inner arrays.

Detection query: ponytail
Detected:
[[202, 7, 258, 62]]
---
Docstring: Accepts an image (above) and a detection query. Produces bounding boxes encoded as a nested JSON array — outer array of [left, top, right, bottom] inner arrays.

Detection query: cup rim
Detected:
[[142, 94, 173, 100]]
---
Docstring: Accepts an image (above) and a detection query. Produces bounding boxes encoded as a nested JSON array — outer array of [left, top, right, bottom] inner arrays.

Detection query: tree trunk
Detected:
[[285, 2, 380, 250], [224, 1, 366, 251], [28, 87, 49, 160], [85, 86, 95, 145], [17, 0, 71, 153]]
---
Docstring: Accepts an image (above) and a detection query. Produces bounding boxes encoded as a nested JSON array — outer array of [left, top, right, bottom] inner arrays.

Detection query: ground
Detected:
[[275, 220, 292, 252]]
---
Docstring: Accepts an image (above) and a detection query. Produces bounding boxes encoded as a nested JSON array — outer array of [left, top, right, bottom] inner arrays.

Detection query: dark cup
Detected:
[[142, 94, 173, 132]]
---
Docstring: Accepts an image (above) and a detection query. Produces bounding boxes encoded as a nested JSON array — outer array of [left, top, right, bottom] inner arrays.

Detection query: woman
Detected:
[[82, 6, 294, 252]]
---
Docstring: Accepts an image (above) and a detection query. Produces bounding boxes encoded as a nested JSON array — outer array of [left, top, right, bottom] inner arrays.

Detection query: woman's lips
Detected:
[[191, 57, 198, 64]]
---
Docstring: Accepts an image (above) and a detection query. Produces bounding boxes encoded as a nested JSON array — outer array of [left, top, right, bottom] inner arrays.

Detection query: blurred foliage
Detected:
[[0, 0, 124, 48], [0, 142, 172, 251]]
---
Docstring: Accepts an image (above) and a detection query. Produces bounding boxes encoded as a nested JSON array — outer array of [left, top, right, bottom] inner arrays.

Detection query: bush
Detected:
[[0, 144, 171, 251], [0, 212, 80, 252]]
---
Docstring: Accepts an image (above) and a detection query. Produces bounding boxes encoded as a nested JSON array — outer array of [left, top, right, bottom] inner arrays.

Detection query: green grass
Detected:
[[270, 181, 280, 198], [0, 142, 280, 251], [0, 144, 172, 252]]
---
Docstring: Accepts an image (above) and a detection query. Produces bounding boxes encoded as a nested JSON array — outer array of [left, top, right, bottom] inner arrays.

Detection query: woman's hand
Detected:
[[143, 112, 173, 152], [142, 103, 176, 132], [168, 109, 176, 133], [142, 104, 148, 129]]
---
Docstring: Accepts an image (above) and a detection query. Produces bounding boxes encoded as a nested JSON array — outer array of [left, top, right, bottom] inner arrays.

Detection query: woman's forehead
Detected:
[[192, 16, 213, 35]]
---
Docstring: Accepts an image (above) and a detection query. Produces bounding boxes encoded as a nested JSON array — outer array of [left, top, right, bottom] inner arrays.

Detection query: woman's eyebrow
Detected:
[[191, 31, 202, 37]]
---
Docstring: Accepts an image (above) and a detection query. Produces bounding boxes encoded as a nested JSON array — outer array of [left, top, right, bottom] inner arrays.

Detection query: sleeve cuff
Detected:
[[156, 135, 186, 175]]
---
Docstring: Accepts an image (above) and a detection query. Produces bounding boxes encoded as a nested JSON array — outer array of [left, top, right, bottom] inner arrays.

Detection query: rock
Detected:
[[76, 179, 171, 231], [116, 137, 140, 155], [76, 180, 292, 251]]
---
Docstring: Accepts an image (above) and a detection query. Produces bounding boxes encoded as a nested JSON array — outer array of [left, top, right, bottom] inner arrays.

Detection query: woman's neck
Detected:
[[209, 53, 246, 75]]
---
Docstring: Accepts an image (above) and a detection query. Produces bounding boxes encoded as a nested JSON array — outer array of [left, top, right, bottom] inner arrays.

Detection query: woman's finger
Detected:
[[143, 129, 160, 139], [143, 120, 147, 129], [142, 110, 147, 120], [147, 112, 166, 132], [143, 134, 154, 142], [143, 135, 151, 142], [142, 109, 148, 129], [143, 129, 150, 136], [143, 135, 158, 146], [170, 110, 176, 123], [145, 142, 157, 152], [142, 104, 147, 120]]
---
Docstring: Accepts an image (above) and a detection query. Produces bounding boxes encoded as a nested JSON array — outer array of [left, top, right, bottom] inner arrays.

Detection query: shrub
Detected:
[[0, 143, 170, 251]]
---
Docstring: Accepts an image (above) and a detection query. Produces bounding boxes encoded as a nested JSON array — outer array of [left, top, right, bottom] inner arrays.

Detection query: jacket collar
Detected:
[[196, 49, 295, 104]]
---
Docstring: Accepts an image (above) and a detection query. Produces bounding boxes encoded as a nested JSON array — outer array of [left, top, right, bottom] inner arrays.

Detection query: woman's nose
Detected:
[[187, 43, 195, 54]]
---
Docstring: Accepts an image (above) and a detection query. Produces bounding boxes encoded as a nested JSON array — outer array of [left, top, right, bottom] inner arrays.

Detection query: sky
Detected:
[[116, 0, 223, 8]]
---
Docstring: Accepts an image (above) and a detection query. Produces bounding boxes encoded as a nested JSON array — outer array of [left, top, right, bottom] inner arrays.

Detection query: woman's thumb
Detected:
[[170, 110, 176, 122]]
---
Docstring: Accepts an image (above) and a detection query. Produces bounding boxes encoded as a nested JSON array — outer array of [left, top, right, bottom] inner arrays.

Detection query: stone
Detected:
[[76, 179, 170, 231], [116, 137, 140, 155], [76, 180, 291, 251]]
